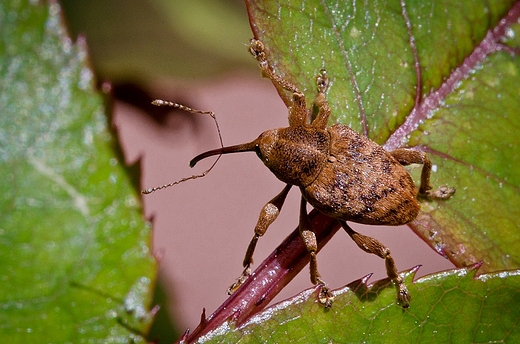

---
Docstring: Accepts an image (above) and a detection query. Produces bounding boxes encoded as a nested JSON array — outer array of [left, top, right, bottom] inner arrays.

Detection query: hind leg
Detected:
[[389, 148, 455, 199], [340, 221, 410, 308]]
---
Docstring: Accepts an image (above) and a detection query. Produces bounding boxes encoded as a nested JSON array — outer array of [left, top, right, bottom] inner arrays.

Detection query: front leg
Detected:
[[227, 184, 292, 294], [249, 39, 309, 126], [310, 69, 331, 130]]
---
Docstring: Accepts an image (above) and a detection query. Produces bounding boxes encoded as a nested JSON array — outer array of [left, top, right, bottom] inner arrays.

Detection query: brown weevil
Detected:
[[144, 38, 455, 308]]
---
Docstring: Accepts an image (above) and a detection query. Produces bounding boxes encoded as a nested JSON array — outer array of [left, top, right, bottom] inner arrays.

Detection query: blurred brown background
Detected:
[[61, 0, 454, 339]]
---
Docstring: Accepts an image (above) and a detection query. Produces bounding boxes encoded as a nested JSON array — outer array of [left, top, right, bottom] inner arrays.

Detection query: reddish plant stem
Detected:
[[179, 211, 339, 343], [384, 2, 520, 151]]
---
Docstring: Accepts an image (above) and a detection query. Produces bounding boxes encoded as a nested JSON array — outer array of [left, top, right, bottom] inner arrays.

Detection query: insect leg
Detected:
[[299, 197, 334, 307], [389, 148, 455, 199], [227, 184, 292, 294], [311, 69, 331, 129], [249, 38, 308, 126], [340, 221, 410, 308]]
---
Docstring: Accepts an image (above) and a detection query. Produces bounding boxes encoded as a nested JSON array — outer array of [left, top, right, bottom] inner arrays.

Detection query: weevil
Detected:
[[144, 38, 455, 308]]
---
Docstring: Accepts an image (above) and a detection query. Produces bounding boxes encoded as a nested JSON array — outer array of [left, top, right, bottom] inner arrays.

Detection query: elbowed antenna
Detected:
[[142, 99, 230, 195], [141, 99, 266, 195], [190, 141, 258, 167]]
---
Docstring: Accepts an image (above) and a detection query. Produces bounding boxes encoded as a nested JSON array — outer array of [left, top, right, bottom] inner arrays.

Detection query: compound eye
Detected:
[[254, 144, 263, 160]]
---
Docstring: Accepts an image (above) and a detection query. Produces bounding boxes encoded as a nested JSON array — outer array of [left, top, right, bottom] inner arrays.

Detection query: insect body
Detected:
[[146, 39, 455, 308]]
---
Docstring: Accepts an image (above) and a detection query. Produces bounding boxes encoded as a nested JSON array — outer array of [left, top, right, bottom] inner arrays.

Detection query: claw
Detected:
[[316, 69, 329, 94], [249, 39, 265, 59], [397, 283, 410, 308], [429, 185, 456, 199], [318, 284, 334, 308], [227, 266, 252, 295]]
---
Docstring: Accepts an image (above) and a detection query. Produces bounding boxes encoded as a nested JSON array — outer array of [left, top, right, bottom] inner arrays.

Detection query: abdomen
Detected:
[[302, 125, 420, 226]]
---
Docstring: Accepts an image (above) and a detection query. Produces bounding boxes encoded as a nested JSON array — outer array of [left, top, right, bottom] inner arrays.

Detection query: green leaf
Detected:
[[202, 266, 520, 343], [0, 1, 155, 342], [246, 1, 520, 273], [179, 1, 520, 341]]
